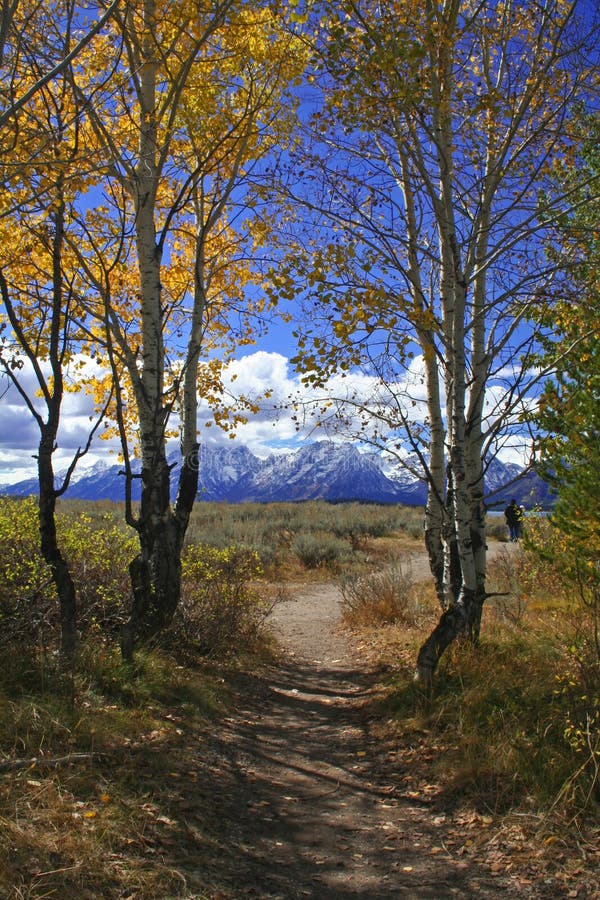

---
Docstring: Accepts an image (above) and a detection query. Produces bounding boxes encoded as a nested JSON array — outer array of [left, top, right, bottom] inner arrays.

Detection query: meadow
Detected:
[[0, 496, 598, 896]]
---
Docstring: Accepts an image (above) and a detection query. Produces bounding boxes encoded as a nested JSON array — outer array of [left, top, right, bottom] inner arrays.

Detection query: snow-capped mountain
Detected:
[[237, 442, 410, 503], [194, 444, 263, 500], [1, 440, 552, 507]]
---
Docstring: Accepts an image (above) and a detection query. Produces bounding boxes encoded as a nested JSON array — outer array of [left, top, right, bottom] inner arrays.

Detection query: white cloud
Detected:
[[192, 351, 436, 457], [0, 349, 534, 484], [0, 357, 117, 484]]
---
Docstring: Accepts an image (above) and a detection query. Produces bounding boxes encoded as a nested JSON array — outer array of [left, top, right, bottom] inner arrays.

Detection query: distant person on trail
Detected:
[[504, 498, 523, 542]]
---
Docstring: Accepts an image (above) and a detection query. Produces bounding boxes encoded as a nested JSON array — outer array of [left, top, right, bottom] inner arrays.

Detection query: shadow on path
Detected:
[[191, 650, 515, 899]]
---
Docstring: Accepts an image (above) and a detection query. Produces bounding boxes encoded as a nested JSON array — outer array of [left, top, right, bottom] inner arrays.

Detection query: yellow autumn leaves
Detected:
[[0, 0, 308, 453]]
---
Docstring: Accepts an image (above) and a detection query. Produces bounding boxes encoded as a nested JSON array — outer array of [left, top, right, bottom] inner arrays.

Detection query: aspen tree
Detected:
[[276, 0, 599, 679], [0, 0, 117, 662], [78, 0, 305, 655]]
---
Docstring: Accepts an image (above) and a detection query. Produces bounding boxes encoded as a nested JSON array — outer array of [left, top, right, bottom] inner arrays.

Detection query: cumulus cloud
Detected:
[[0, 349, 532, 484], [0, 358, 118, 484], [193, 350, 436, 457]]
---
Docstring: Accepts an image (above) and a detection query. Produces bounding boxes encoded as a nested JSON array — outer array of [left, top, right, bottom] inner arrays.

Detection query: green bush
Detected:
[[0, 497, 55, 646], [331, 516, 371, 549], [171, 544, 272, 656], [59, 510, 136, 634], [0, 497, 136, 647]]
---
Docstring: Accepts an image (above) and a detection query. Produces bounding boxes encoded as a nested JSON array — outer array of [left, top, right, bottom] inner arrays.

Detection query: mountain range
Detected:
[[1, 440, 554, 508]]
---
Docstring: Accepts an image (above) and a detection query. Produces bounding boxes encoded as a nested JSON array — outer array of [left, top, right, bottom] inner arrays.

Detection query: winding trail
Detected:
[[199, 547, 527, 898]]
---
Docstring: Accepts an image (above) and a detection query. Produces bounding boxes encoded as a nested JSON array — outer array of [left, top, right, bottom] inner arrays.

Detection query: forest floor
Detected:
[[183, 544, 597, 899]]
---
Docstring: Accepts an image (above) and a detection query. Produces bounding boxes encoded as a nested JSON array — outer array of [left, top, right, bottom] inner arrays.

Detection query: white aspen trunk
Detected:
[[465, 427, 486, 639], [424, 361, 446, 607], [122, 0, 182, 657], [434, 0, 476, 611], [179, 187, 210, 467], [416, 0, 478, 681], [135, 0, 163, 466], [448, 278, 477, 608], [173, 211, 209, 533], [397, 145, 446, 606], [465, 190, 494, 640]]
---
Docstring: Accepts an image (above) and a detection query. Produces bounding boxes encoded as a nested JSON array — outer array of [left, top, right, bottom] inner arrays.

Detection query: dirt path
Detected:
[[197, 547, 530, 898]]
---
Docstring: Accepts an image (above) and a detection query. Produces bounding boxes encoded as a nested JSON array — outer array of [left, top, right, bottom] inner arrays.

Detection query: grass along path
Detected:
[[193, 556, 523, 899], [5, 541, 589, 898]]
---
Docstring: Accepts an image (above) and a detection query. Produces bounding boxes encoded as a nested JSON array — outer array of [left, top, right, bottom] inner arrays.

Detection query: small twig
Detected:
[[0, 752, 104, 773], [311, 783, 341, 799]]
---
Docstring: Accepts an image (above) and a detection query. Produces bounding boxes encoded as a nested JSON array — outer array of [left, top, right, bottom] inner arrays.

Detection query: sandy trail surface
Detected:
[[197, 545, 538, 898]]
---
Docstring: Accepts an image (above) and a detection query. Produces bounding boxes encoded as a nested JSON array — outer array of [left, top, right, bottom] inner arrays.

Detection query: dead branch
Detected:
[[0, 752, 105, 773]]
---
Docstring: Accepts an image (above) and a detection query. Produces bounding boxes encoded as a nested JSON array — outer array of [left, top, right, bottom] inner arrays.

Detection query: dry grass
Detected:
[[0, 644, 232, 899], [2, 502, 598, 894], [339, 557, 435, 628], [177, 499, 423, 579], [354, 540, 600, 887]]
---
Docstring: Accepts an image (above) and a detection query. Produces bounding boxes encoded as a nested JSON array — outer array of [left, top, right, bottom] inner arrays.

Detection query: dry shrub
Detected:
[[0, 497, 56, 649], [339, 559, 423, 627], [291, 532, 350, 569], [485, 545, 527, 625], [184, 500, 424, 578], [486, 516, 509, 542]]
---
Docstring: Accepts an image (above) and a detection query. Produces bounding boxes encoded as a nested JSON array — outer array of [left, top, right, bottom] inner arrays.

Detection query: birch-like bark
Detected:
[[173, 196, 209, 536], [120, 0, 236, 656], [121, 0, 182, 657], [465, 163, 494, 641], [397, 144, 446, 606], [416, 0, 477, 679]]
